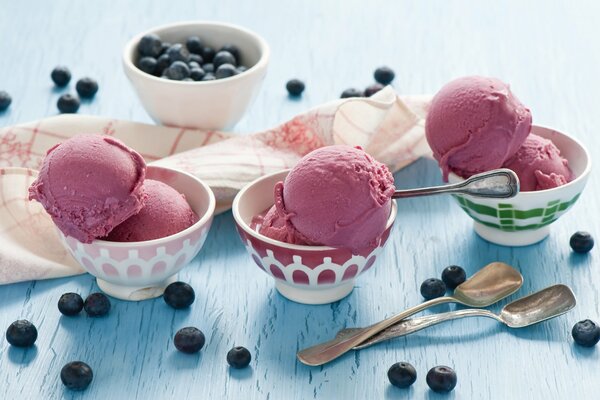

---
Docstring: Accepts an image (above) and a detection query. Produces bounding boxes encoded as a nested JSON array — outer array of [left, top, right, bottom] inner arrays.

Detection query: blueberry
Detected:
[[182, 78, 194, 81], [76, 78, 98, 98], [387, 362, 417, 388], [426, 366, 457, 393], [215, 63, 237, 79], [340, 88, 363, 98], [164, 282, 195, 308], [165, 61, 190, 80], [138, 34, 162, 58], [219, 44, 240, 63], [420, 278, 446, 300], [57, 94, 80, 114], [58, 292, 84, 316], [213, 51, 236, 68], [286, 79, 305, 96], [188, 61, 201, 70], [202, 63, 215, 73], [51, 66, 71, 87], [0, 90, 11, 111], [166, 43, 190, 63], [570, 231, 594, 253], [61, 361, 93, 391], [364, 83, 384, 97], [84, 293, 111, 317], [137, 56, 157, 75], [227, 346, 251, 369], [186, 36, 204, 54], [236, 66, 248, 74], [441, 265, 467, 290], [202, 73, 216, 81], [188, 53, 204, 66], [572, 319, 600, 347], [5, 320, 37, 347], [160, 42, 171, 55], [190, 67, 206, 81], [201, 46, 216, 63], [174, 327, 205, 353], [155, 54, 170, 76], [374, 66, 395, 85]]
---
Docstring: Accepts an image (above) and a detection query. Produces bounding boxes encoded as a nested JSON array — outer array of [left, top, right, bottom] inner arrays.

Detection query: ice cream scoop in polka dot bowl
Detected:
[[232, 170, 398, 305], [449, 125, 591, 247], [56, 165, 216, 301]]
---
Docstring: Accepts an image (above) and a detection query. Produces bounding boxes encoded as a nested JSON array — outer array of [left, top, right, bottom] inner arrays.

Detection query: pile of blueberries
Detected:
[[4, 281, 251, 392], [136, 34, 248, 81]]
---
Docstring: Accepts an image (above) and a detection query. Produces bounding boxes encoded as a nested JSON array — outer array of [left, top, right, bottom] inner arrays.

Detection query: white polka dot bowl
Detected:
[[232, 170, 398, 305], [56, 166, 215, 301]]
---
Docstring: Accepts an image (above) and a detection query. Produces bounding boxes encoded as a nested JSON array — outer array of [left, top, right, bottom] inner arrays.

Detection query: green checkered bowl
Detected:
[[449, 125, 591, 246]]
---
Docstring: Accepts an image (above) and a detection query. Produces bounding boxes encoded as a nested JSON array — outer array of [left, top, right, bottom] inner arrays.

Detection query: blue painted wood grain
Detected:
[[1, 0, 600, 398]]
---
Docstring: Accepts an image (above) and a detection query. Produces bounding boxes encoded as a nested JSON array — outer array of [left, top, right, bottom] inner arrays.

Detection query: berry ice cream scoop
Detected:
[[28, 134, 146, 243]]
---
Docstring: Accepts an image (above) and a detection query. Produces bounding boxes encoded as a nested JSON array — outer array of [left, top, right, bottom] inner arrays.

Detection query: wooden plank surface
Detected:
[[1, 1, 599, 398]]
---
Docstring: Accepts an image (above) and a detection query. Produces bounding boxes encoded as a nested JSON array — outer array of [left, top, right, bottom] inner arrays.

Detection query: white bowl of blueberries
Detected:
[[123, 21, 269, 130]]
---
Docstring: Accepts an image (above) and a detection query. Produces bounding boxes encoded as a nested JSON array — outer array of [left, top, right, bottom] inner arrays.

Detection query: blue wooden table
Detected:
[[1, 1, 599, 398]]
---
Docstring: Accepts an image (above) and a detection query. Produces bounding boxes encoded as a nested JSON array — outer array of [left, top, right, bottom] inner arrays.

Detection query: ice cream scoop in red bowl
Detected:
[[55, 165, 215, 301], [232, 170, 398, 305]]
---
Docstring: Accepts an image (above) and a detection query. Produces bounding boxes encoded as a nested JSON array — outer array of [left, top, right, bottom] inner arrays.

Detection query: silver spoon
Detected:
[[336, 284, 576, 350], [393, 168, 519, 199], [296, 262, 523, 366]]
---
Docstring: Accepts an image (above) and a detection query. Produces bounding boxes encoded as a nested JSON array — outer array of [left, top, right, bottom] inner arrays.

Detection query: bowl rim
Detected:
[[448, 124, 592, 197], [232, 169, 398, 252], [89, 165, 216, 247], [122, 20, 270, 86]]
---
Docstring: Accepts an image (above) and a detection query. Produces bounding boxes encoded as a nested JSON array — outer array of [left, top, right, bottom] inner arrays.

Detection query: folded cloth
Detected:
[[0, 87, 430, 284]]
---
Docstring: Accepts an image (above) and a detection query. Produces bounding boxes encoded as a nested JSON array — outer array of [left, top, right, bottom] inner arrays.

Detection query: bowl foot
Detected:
[[274, 280, 354, 304], [473, 222, 550, 246], [96, 275, 177, 301]]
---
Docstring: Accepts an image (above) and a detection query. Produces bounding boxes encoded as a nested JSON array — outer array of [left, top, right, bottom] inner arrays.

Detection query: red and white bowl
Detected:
[[56, 166, 215, 301], [232, 170, 398, 305]]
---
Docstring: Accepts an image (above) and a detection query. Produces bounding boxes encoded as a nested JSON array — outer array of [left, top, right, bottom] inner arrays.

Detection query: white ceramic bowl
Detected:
[[449, 125, 591, 246], [232, 170, 398, 305], [123, 21, 270, 130], [57, 166, 216, 301]]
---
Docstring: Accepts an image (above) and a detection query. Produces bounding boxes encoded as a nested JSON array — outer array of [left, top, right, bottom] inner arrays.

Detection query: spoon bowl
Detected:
[[454, 261, 524, 307]]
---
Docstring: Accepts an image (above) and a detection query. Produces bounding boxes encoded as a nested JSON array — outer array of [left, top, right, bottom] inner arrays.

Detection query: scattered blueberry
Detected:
[[165, 61, 190, 81], [0, 91, 11, 111], [190, 67, 206, 81], [236, 66, 248, 74], [188, 53, 204, 66], [213, 50, 236, 68], [426, 366, 457, 393], [186, 36, 204, 54], [58, 293, 84, 316], [202, 63, 215, 74], [61, 361, 93, 391], [164, 282, 195, 308], [57, 94, 80, 114], [572, 319, 600, 347], [202, 74, 216, 81], [138, 34, 163, 58], [84, 293, 111, 317], [364, 83, 385, 97], [51, 66, 72, 87], [227, 346, 252, 369], [340, 88, 363, 98], [570, 231, 594, 253], [5, 320, 38, 347], [166, 43, 190, 63], [174, 327, 205, 353], [215, 63, 237, 79], [286, 79, 305, 96], [420, 278, 446, 300], [387, 362, 417, 388], [76, 78, 98, 98], [155, 54, 171, 76], [374, 66, 395, 85], [219, 44, 240, 63], [201, 46, 216, 62], [138, 57, 157, 75], [441, 265, 467, 290]]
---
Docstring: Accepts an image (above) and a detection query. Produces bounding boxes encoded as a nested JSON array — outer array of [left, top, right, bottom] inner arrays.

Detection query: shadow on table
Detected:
[[228, 365, 253, 380], [167, 350, 203, 370], [8, 345, 38, 365]]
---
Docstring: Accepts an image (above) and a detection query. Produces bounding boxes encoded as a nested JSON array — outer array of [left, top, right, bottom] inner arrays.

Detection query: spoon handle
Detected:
[[336, 309, 501, 350], [297, 295, 455, 366], [392, 168, 519, 199]]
